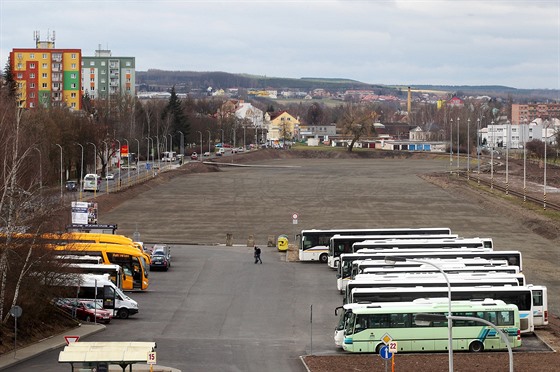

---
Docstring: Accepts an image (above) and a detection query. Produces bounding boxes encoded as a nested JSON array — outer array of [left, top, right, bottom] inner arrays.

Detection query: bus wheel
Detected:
[[117, 308, 129, 319], [375, 344, 384, 353], [319, 254, 328, 263], [469, 341, 484, 352]]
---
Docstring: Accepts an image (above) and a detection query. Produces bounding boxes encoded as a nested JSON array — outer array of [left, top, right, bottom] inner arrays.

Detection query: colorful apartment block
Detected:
[[10, 34, 81, 110], [81, 48, 135, 100]]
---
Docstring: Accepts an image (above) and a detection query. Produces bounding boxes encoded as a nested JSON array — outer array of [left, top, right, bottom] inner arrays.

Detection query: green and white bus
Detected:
[[342, 298, 522, 353], [348, 284, 547, 333]]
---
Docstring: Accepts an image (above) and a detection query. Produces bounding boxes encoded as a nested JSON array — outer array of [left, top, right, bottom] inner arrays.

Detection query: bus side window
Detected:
[[533, 290, 543, 306]]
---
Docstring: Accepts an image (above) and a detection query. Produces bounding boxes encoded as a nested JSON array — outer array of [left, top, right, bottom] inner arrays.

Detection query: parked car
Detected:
[[203, 151, 211, 157], [191, 152, 198, 160], [150, 253, 170, 271], [150, 244, 171, 271], [56, 299, 112, 324], [104, 173, 115, 180], [65, 180, 79, 192]]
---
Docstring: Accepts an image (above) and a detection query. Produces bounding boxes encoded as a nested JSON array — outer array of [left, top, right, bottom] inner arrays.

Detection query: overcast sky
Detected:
[[1, 0, 559, 90]]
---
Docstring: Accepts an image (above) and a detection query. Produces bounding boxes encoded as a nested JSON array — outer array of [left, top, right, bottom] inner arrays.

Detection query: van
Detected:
[[61, 273, 139, 319], [217, 148, 226, 156]]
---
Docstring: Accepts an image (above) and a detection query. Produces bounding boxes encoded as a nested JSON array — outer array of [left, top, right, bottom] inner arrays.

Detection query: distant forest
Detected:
[[137, 69, 560, 102]]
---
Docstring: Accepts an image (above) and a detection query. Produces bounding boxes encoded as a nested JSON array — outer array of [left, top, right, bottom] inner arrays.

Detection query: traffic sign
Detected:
[[379, 345, 392, 360], [389, 341, 398, 353], [147, 351, 157, 365], [292, 212, 298, 220], [381, 332, 393, 345], [64, 335, 80, 345], [9, 305, 22, 318]]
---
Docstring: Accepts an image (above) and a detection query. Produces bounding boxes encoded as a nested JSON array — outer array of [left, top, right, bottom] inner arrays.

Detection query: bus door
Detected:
[[133, 262, 142, 289]]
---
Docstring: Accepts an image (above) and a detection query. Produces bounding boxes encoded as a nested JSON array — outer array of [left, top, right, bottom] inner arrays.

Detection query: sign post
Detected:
[[147, 351, 157, 372], [9, 306, 22, 359]]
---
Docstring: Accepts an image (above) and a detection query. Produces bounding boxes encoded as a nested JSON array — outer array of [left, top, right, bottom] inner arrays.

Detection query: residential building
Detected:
[[10, 32, 81, 109], [81, 48, 135, 100], [265, 111, 300, 143], [299, 123, 337, 142], [479, 121, 556, 149], [235, 102, 264, 128], [511, 103, 560, 125]]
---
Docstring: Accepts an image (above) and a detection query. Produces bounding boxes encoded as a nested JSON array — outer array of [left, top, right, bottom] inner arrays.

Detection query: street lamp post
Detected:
[[386, 256, 453, 372], [243, 126, 246, 150], [144, 137, 151, 176], [477, 117, 481, 185], [75, 143, 84, 201], [114, 139, 121, 190], [544, 120, 548, 209], [178, 131, 184, 158], [505, 123, 509, 195], [523, 122, 527, 202], [220, 129, 224, 147], [102, 141, 109, 195], [490, 120, 494, 189], [168, 134, 173, 154], [449, 118, 453, 173], [133, 138, 140, 182], [467, 118, 470, 180], [207, 130, 211, 154], [456, 117, 460, 173], [55, 144, 63, 200], [197, 131, 202, 158], [156, 136, 161, 171], [86, 142, 97, 198], [415, 313, 513, 372]]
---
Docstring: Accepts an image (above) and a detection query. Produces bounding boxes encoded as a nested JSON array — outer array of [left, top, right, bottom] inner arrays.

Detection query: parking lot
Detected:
[[9, 155, 560, 371]]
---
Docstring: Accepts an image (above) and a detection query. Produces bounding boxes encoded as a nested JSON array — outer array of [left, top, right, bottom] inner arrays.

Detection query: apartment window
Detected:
[[126, 61, 131, 67], [71, 83, 76, 88], [42, 53, 47, 59], [30, 53, 35, 59], [90, 77, 94, 82], [71, 92, 76, 98], [71, 102, 76, 108], [127, 69, 131, 74], [17, 83, 23, 88], [71, 73, 76, 79], [42, 83, 47, 88], [101, 61, 106, 66], [42, 63, 47, 69], [30, 63, 35, 69], [17, 73, 23, 79], [17, 53, 23, 59], [53, 83, 59, 88], [42, 73, 48, 78], [71, 63, 76, 69], [101, 79, 106, 83], [101, 69, 106, 74], [29, 102, 35, 108], [30, 83, 35, 88], [30, 92, 35, 98], [90, 61, 95, 66], [71, 53, 76, 59], [30, 73, 35, 78], [17, 63, 22, 69], [101, 87, 106, 91]]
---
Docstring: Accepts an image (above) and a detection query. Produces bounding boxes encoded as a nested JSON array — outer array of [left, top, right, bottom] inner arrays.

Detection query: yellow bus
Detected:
[[54, 232, 151, 264], [53, 243, 149, 291]]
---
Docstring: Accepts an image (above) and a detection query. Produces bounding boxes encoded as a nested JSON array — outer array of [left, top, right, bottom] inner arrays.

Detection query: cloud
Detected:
[[1, 0, 559, 89]]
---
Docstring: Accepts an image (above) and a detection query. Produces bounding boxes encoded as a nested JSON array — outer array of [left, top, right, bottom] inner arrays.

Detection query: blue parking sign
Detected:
[[379, 345, 392, 360]]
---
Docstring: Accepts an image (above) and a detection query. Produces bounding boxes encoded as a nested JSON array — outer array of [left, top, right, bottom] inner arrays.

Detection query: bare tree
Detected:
[[338, 103, 378, 152]]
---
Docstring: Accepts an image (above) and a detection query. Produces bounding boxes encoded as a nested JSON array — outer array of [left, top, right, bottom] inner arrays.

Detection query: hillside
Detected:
[[136, 70, 560, 102]]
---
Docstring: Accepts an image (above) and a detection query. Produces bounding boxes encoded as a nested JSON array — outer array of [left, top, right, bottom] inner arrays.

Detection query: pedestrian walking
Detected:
[[254, 246, 262, 264]]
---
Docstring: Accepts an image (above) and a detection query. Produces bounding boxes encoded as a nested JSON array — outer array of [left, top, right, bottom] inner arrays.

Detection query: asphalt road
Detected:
[[8, 156, 560, 371]]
